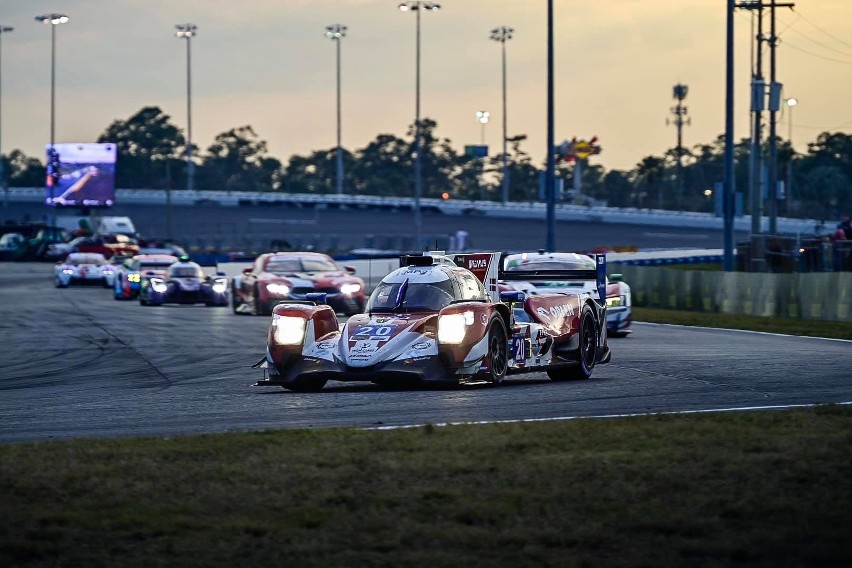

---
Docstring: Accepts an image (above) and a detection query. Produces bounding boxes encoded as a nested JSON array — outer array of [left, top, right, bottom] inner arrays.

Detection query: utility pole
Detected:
[[737, 1, 765, 238], [767, 0, 794, 235]]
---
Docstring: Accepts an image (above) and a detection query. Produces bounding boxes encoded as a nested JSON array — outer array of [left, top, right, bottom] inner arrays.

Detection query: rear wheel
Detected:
[[547, 304, 597, 381], [254, 284, 265, 315], [231, 281, 241, 314], [485, 317, 508, 385]]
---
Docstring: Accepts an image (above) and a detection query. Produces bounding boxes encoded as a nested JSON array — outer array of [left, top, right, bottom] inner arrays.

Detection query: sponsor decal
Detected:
[[412, 341, 432, 350], [536, 303, 575, 321], [316, 342, 335, 350], [480, 313, 488, 325], [468, 259, 488, 270]]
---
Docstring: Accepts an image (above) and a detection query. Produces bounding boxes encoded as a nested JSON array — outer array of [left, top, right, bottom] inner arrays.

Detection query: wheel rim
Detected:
[[489, 324, 508, 380], [580, 313, 596, 369]]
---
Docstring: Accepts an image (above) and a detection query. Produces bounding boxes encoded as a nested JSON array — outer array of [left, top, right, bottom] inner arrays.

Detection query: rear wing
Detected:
[[498, 253, 608, 304]]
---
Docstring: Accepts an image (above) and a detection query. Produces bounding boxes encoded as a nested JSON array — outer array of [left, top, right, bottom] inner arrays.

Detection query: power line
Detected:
[[783, 40, 852, 65], [791, 7, 852, 49], [779, 13, 852, 58]]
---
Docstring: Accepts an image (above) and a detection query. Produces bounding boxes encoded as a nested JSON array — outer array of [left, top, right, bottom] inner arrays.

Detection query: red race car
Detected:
[[232, 251, 366, 316]]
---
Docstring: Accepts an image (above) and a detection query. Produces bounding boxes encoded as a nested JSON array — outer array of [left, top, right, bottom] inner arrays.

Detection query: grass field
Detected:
[[1, 308, 850, 566]]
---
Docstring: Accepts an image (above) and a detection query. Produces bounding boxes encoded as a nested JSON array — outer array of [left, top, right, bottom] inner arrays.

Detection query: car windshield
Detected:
[[367, 279, 456, 313], [265, 259, 302, 274], [69, 255, 106, 266], [301, 258, 338, 272], [169, 265, 203, 278], [140, 261, 173, 271]]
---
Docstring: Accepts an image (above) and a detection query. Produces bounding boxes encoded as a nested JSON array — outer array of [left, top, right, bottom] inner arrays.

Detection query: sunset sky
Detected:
[[2, 0, 851, 175]]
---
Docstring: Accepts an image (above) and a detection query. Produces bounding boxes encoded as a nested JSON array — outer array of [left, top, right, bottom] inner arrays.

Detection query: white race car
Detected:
[[54, 252, 116, 288], [501, 252, 632, 337]]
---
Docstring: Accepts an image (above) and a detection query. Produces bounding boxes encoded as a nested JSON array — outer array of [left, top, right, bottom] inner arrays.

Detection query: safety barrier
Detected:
[[617, 264, 852, 322]]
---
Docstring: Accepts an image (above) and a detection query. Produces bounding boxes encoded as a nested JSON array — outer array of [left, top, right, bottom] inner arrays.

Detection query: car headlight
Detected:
[[266, 283, 290, 295], [150, 278, 168, 293], [128, 273, 141, 283], [606, 296, 622, 308], [273, 315, 306, 345], [340, 283, 361, 295], [437, 311, 474, 344], [62, 268, 74, 275], [103, 268, 114, 275], [212, 279, 227, 294]]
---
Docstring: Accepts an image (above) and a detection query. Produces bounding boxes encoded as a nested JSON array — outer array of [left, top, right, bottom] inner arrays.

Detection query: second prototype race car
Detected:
[[232, 251, 367, 316], [255, 252, 611, 392], [501, 252, 632, 337], [54, 252, 116, 288], [113, 254, 178, 300], [138, 256, 229, 307]]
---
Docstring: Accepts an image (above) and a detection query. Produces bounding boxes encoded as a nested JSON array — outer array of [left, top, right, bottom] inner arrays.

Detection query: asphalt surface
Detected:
[[1, 262, 850, 444], [2, 201, 745, 253]]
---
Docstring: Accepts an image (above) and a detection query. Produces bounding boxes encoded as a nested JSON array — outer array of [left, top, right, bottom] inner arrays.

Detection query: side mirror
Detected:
[[242, 267, 252, 275], [343, 264, 357, 274]]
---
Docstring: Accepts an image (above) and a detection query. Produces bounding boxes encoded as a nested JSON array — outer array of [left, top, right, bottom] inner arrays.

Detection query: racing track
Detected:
[[1, 262, 851, 444]]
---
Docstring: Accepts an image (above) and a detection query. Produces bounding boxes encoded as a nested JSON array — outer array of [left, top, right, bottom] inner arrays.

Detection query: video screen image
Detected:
[[44, 143, 117, 207]]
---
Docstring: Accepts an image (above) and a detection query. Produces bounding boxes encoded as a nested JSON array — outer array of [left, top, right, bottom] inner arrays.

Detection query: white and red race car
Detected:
[[501, 252, 632, 337], [254, 252, 611, 392], [54, 252, 116, 288]]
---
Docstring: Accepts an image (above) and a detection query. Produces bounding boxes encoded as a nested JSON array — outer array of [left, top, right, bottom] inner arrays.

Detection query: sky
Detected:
[[1, 0, 851, 174]]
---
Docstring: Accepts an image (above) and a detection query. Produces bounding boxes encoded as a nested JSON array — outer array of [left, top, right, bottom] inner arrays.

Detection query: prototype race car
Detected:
[[113, 254, 178, 300], [138, 257, 229, 307], [501, 252, 632, 337], [254, 252, 611, 392], [54, 252, 116, 288], [232, 251, 367, 316]]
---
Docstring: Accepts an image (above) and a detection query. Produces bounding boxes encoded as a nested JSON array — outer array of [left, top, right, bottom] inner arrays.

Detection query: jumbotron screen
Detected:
[[44, 143, 117, 207]]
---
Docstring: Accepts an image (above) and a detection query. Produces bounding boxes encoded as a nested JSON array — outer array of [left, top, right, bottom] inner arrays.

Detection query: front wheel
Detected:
[[253, 284, 265, 316], [547, 304, 597, 381], [485, 316, 508, 385]]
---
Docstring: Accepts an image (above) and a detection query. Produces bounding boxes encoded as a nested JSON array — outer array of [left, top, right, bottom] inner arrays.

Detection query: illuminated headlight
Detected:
[[266, 283, 290, 295], [212, 279, 227, 294], [151, 278, 168, 293], [103, 268, 114, 275], [273, 315, 306, 345], [128, 273, 141, 283], [437, 311, 474, 344], [606, 296, 622, 308], [62, 268, 74, 275], [340, 283, 361, 295]]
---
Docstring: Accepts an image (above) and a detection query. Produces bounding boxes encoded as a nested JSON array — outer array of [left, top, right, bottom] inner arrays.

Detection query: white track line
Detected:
[[634, 321, 852, 342]]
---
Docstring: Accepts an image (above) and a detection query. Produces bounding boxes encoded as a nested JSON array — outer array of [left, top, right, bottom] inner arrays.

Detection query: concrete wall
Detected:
[[619, 265, 852, 322]]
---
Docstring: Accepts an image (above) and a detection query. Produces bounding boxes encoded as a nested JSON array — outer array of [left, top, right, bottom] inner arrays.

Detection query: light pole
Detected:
[[490, 26, 513, 205], [476, 111, 489, 200], [475, 110, 489, 145], [175, 23, 197, 193], [0, 25, 13, 208], [784, 97, 797, 147], [35, 15, 68, 150], [399, 1, 440, 251], [784, 96, 797, 209], [326, 24, 347, 195]]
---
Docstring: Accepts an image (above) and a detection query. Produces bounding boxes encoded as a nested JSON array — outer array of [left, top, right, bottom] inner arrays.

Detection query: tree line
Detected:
[[3, 105, 850, 220]]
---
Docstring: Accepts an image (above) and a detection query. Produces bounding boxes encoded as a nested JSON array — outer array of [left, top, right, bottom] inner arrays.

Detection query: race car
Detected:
[[232, 251, 367, 316], [501, 252, 632, 337], [113, 254, 178, 300], [254, 252, 611, 392], [54, 252, 116, 288], [138, 256, 229, 307]]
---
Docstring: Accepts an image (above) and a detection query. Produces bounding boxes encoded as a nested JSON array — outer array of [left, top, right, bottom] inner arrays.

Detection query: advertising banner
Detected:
[[45, 143, 117, 207]]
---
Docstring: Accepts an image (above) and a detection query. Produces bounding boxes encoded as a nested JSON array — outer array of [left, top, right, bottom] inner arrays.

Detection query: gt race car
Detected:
[[113, 254, 178, 300], [138, 257, 229, 307], [255, 252, 611, 392], [55, 252, 116, 288], [232, 251, 367, 316], [501, 252, 632, 337]]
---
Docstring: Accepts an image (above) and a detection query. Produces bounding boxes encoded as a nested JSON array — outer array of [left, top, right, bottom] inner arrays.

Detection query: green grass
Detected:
[[633, 306, 852, 340], [1, 406, 851, 567]]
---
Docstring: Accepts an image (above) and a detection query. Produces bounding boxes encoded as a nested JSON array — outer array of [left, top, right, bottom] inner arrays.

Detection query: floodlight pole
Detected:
[[0, 26, 13, 208]]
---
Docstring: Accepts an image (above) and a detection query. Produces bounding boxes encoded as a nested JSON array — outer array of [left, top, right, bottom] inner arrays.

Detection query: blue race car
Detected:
[[138, 256, 229, 307], [114, 253, 178, 300]]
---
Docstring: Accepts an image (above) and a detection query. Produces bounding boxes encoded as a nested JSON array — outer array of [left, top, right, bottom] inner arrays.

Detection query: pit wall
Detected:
[[617, 265, 852, 322]]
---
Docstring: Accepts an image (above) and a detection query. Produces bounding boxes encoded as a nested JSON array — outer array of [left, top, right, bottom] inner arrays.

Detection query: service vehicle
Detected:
[[113, 254, 178, 300], [55, 252, 116, 288], [254, 252, 611, 392], [501, 251, 632, 337], [138, 256, 228, 307], [232, 251, 366, 316]]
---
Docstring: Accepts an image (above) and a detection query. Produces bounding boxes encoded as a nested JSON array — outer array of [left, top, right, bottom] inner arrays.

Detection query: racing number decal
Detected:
[[353, 325, 396, 341], [511, 336, 526, 363]]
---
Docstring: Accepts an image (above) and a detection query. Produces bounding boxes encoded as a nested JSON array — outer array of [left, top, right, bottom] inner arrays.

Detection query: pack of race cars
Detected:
[[52, 248, 632, 389]]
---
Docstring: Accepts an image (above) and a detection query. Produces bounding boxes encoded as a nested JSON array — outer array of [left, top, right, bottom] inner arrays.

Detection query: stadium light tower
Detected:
[[34, 14, 69, 150], [398, 1, 440, 251], [326, 24, 347, 195], [490, 25, 513, 205], [0, 25, 13, 207], [175, 23, 197, 192], [476, 110, 490, 145]]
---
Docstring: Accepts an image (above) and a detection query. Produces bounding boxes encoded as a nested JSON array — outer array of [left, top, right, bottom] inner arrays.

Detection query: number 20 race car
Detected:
[[254, 252, 611, 392]]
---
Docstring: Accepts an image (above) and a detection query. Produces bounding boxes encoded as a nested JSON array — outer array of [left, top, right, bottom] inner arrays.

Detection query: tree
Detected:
[[200, 126, 282, 192], [5, 150, 45, 187]]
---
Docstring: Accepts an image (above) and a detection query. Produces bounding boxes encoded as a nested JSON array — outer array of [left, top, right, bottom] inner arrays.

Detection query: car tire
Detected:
[[254, 284, 265, 316], [55, 279, 67, 289], [282, 378, 327, 392], [486, 316, 508, 385], [547, 304, 597, 381], [231, 281, 241, 314]]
